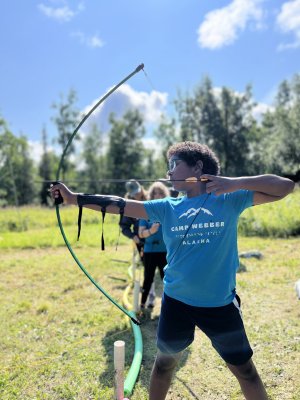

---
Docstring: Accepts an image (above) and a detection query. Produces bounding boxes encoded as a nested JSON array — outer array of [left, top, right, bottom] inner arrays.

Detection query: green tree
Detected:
[[106, 110, 146, 195], [260, 75, 300, 175], [216, 85, 256, 175], [79, 123, 105, 194], [0, 118, 36, 206], [174, 77, 222, 144], [38, 126, 59, 205], [153, 115, 179, 177], [52, 89, 79, 180], [174, 77, 257, 176]]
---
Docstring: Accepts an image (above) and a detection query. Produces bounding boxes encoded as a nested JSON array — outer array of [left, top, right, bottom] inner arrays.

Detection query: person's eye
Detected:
[[168, 159, 182, 172]]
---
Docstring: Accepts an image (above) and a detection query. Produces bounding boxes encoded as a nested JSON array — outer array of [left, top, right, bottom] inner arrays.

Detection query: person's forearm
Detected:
[[60, 190, 148, 219], [233, 175, 295, 197], [77, 193, 126, 214], [51, 183, 147, 217], [139, 227, 154, 238], [58, 189, 127, 213]]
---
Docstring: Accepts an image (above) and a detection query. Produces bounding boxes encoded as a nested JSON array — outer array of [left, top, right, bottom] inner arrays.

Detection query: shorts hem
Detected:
[[222, 350, 253, 366], [157, 339, 193, 355]]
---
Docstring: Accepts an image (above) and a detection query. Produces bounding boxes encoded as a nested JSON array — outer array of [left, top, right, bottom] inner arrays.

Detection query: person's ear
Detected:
[[194, 160, 203, 173]]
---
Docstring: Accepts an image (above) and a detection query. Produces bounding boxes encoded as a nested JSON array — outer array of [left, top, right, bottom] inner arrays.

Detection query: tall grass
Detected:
[[239, 187, 300, 237], [0, 188, 299, 249], [0, 207, 128, 249], [0, 205, 104, 232]]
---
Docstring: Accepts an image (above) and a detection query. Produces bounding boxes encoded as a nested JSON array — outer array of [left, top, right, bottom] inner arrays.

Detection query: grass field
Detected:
[[0, 199, 300, 399]]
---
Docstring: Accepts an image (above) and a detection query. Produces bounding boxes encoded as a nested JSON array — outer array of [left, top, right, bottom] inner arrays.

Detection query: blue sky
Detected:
[[1, 0, 300, 160]]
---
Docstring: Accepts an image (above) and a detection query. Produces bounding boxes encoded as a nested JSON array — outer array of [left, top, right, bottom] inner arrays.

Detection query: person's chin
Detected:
[[171, 180, 184, 192]]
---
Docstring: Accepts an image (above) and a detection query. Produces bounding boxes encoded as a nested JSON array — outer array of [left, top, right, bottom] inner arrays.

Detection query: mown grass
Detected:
[[1, 239, 299, 399], [0, 246, 133, 400], [0, 192, 300, 399]]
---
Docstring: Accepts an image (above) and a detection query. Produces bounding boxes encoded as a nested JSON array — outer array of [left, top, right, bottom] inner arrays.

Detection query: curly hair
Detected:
[[147, 182, 170, 200], [167, 141, 220, 175]]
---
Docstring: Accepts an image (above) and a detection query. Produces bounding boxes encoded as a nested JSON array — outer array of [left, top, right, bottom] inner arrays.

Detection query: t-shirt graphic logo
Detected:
[[179, 207, 213, 219]]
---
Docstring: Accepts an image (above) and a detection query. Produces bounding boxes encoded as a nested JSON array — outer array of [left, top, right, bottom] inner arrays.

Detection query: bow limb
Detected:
[[55, 64, 144, 325], [56, 63, 144, 181]]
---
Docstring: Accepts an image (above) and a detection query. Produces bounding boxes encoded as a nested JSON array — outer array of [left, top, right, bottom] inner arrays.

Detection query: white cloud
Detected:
[[88, 34, 104, 48], [80, 84, 168, 134], [71, 31, 105, 48], [277, 0, 300, 50], [28, 86, 167, 163], [38, 1, 84, 22], [197, 0, 264, 49], [142, 136, 159, 153], [28, 140, 57, 164], [252, 102, 274, 121]]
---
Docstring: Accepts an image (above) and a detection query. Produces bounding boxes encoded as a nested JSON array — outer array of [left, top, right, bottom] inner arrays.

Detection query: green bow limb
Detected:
[[55, 64, 145, 325]]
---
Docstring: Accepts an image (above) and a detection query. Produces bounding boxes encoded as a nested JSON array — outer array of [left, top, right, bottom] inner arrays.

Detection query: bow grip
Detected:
[[51, 181, 64, 205]]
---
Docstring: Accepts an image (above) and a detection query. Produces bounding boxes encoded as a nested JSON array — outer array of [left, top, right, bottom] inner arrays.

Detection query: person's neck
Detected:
[[185, 183, 207, 198]]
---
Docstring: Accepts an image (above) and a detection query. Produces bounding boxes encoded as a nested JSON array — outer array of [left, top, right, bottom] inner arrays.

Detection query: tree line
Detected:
[[0, 75, 299, 206]]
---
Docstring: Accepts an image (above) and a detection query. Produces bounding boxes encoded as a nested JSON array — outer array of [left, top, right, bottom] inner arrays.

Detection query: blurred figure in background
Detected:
[[120, 179, 147, 259], [120, 179, 156, 306], [139, 182, 170, 310]]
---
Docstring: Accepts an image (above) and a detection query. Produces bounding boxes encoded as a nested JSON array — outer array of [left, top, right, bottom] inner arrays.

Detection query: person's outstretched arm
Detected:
[[50, 182, 148, 219], [202, 174, 295, 205]]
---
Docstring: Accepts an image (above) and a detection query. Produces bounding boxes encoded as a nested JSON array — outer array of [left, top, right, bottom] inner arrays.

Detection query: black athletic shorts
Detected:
[[157, 293, 253, 365]]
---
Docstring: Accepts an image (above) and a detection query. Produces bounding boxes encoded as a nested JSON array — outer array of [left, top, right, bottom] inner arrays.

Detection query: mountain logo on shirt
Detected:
[[179, 207, 213, 219]]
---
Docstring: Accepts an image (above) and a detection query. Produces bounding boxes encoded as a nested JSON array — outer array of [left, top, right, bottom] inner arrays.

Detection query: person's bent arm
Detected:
[[50, 182, 148, 219], [202, 174, 295, 205], [120, 216, 135, 239], [139, 222, 160, 239]]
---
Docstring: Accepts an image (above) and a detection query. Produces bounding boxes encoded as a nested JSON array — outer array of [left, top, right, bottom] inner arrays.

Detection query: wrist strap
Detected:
[[76, 194, 126, 250], [77, 206, 83, 241]]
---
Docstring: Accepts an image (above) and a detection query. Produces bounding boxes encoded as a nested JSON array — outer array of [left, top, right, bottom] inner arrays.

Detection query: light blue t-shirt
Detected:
[[139, 219, 167, 253], [143, 190, 254, 307]]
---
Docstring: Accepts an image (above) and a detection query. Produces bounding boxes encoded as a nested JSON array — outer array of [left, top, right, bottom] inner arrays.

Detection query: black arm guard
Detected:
[[77, 194, 126, 211], [77, 194, 126, 250]]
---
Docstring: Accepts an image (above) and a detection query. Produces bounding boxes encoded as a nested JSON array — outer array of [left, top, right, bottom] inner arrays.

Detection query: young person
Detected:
[[120, 179, 147, 258], [120, 179, 156, 306], [139, 182, 170, 310], [51, 141, 294, 400]]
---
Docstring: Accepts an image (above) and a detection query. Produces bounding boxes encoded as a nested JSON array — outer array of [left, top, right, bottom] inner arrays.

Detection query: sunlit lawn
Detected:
[[0, 199, 299, 399]]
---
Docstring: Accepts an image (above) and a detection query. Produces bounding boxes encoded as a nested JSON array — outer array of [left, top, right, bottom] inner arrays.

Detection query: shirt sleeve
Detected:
[[143, 198, 166, 224], [226, 190, 254, 215], [139, 219, 148, 228]]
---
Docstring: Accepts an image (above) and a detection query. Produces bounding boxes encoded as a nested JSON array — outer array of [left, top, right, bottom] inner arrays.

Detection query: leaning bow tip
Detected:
[[135, 63, 144, 72]]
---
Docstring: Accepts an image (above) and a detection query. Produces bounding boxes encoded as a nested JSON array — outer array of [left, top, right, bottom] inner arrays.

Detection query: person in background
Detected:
[[120, 179, 147, 260], [120, 179, 157, 306], [139, 182, 170, 310]]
